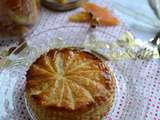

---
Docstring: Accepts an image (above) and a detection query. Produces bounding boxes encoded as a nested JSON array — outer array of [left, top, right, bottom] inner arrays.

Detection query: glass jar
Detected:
[[0, 0, 40, 37], [41, 0, 87, 11]]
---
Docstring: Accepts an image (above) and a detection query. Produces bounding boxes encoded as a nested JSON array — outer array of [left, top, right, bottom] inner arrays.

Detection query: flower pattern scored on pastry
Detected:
[[26, 48, 115, 111]]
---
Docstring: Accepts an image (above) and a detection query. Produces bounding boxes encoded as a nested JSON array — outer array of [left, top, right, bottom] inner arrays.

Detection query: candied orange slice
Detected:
[[69, 2, 119, 26], [83, 3, 119, 26], [69, 12, 91, 22]]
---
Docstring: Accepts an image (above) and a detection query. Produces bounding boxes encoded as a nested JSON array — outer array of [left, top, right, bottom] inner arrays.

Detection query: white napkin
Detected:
[[111, 0, 160, 40]]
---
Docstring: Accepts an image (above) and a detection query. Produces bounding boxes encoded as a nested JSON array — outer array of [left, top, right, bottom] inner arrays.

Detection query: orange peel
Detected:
[[69, 2, 119, 26]]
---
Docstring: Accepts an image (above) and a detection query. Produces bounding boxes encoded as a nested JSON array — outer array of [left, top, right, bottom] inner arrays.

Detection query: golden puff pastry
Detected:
[[26, 48, 116, 120]]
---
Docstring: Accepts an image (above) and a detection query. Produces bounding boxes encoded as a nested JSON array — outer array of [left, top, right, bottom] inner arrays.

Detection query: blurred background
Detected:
[[111, 0, 160, 41]]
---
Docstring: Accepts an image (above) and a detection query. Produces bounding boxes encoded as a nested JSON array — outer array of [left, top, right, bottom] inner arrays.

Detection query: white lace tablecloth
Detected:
[[0, 0, 160, 120]]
